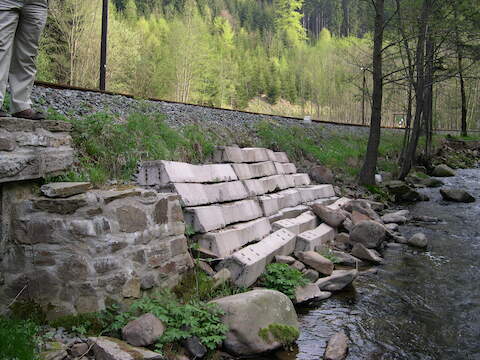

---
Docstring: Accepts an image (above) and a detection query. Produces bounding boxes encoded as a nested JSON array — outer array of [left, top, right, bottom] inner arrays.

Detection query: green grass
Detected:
[[255, 121, 406, 177], [59, 112, 218, 184]]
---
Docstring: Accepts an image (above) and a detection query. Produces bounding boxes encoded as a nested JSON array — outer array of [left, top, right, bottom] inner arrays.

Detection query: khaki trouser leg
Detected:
[[0, 8, 19, 110], [8, 1, 48, 113]]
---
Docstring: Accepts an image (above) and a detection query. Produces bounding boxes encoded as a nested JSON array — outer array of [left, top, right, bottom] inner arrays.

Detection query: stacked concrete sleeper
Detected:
[[137, 146, 344, 287]]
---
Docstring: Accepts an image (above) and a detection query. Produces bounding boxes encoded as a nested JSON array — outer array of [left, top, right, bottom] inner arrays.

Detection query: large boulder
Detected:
[[311, 204, 346, 228], [421, 177, 444, 188], [211, 289, 299, 356], [349, 220, 386, 249], [296, 251, 334, 275], [381, 211, 408, 224], [440, 188, 475, 203], [315, 270, 358, 292], [342, 200, 381, 222], [324, 331, 349, 360], [432, 164, 455, 177], [309, 165, 334, 184], [408, 233, 428, 249], [330, 251, 364, 267], [122, 313, 165, 347], [294, 283, 331, 304], [351, 243, 384, 264]]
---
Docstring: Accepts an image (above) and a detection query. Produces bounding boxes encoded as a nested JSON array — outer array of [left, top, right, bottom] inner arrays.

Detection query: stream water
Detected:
[[260, 168, 480, 360]]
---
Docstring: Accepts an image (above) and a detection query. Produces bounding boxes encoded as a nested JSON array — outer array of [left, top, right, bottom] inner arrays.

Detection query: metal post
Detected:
[[100, 0, 108, 91]]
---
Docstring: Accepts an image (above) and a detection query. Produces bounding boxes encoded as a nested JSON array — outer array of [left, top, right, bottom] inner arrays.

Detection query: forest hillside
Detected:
[[37, 0, 479, 129]]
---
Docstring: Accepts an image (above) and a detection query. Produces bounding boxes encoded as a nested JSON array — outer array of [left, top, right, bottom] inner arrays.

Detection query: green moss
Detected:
[[258, 323, 300, 345]]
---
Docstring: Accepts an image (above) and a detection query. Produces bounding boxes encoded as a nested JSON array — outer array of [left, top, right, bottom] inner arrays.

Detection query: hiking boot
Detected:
[[0, 110, 10, 117], [12, 109, 46, 120]]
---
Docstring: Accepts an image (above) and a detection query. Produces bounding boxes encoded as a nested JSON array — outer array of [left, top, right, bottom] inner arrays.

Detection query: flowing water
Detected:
[[259, 168, 480, 360]]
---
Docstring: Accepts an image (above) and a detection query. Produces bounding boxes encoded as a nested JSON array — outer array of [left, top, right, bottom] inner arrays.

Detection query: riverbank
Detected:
[[1, 105, 478, 360]]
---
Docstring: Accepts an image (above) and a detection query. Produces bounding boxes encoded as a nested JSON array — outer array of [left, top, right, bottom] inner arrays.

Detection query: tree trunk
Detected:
[[423, 34, 434, 162], [399, 0, 431, 179], [454, 5, 468, 137], [458, 49, 468, 137], [358, 0, 384, 186]]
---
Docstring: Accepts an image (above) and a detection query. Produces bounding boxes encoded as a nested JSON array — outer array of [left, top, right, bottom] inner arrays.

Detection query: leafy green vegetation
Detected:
[[319, 249, 341, 264], [108, 291, 228, 352], [63, 112, 217, 184], [0, 317, 39, 360], [258, 323, 300, 345], [173, 267, 246, 303], [260, 263, 309, 300]]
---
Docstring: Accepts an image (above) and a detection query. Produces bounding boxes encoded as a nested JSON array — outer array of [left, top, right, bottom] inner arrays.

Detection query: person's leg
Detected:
[[0, 4, 20, 115], [9, 0, 47, 116]]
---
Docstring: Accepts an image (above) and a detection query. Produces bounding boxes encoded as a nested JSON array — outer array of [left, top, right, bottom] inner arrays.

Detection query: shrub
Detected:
[[0, 317, 39, 360], [259, 263, 309, 300]]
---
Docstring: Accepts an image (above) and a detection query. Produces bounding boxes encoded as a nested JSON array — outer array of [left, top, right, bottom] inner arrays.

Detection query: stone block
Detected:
[[242, 175, 295, 196], [231, 161, 277, 180], [292, 173, 311, 186], [0, 147, 74, 184], [195, 217, 271, 257], [15, 128, 71, 148], [185, 199, 263, 233], [137, 160, 237, 185], [13, 217, 65, 245], [268, 205, 310, 223], [297, 185, 336, 203], [0, 117, 72, 133], [32, 194, 88, 214], [219, 228, 296, 287], [0, 129, 15, 151], [272, 211, 319, 235], [214, 146, 270, 163], [268, 151, 290, 163], [274, 162, 297, 175], [97, 189, 142, 205], [173, 181, 249, 207], [327, 197, 352, 211], [116, 205, 148, 233], [259, 189, 302, 217], [41, 182, 91, 198], [295, 223, 335, 252]]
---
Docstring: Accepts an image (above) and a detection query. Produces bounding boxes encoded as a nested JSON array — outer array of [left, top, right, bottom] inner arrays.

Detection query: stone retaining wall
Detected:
[[0, 184, 192, 318], [0, 117, 74, 183]]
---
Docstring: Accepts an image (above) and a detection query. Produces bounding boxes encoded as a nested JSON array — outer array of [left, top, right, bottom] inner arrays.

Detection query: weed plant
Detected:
[[260, 263, 309, 300], [0, 317, 39, 360]]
